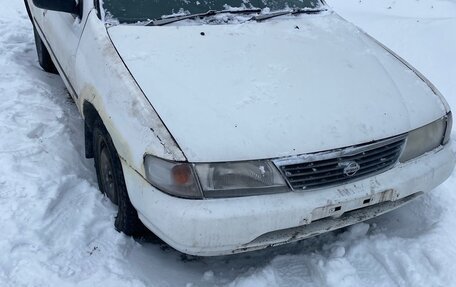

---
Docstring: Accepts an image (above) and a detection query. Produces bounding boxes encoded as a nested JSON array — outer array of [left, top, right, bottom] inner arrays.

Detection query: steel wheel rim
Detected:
[[100, 144, 117, 203]]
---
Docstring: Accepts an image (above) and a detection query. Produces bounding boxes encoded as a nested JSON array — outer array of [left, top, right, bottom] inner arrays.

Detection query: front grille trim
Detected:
[[273, 134, 407, 191]]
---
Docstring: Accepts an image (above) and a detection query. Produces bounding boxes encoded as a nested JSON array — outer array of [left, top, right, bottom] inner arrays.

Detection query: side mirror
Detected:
[[32, 0, 82, 17]]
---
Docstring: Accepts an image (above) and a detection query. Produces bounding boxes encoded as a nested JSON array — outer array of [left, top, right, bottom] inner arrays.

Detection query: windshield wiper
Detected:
[[147, 9, 262, 26], [253, 8, 326, 22]]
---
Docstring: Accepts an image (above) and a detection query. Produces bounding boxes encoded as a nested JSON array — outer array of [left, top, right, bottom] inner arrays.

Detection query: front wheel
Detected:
[[92, 119, 146, 236]]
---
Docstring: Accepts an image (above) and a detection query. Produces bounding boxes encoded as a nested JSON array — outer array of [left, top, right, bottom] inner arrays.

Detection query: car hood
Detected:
[[108, 13, 446, 162]]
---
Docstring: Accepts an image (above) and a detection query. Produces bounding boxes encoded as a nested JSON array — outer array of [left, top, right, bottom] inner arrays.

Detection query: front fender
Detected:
[[74, 11, 186, 177]]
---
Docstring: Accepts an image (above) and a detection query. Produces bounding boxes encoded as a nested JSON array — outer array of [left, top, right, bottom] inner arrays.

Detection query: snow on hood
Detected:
[[108, 13, 446, 162]]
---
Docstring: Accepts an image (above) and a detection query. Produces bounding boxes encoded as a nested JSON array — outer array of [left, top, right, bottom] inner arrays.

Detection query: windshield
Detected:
[[103, 0, 323, 24]]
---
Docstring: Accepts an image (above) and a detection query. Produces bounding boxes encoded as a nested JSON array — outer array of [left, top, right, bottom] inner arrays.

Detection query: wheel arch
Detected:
[[83, 100, 101, 158], [86, 100, 148, 236]]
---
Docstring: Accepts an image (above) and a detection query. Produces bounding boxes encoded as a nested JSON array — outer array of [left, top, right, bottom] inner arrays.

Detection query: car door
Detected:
[[29, 0, 94, 99]]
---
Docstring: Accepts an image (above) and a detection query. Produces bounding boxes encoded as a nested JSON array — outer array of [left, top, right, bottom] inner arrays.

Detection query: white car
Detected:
[[25, 0, 455, 256]]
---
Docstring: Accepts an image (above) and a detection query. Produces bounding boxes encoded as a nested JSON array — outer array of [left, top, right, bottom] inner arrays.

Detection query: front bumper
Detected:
[[122, 142, 455, 256]]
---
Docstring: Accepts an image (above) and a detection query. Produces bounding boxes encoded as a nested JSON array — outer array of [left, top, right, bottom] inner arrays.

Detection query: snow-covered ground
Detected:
[[1, 0, 456, 286]]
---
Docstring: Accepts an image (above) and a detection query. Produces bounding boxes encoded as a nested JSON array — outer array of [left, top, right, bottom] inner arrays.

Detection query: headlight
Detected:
[[144, 156, 202, 199], [399, 112, 452, 162], [144, 156, 288, 198], [194, 161, 288, 198]]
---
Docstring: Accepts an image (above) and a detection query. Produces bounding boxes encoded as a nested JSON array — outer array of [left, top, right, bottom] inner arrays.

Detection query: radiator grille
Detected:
[[277, 136, 406, 190]]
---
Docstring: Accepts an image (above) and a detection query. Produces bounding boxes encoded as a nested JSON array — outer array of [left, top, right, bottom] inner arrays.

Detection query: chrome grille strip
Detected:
[[274, 134, 407, 190]]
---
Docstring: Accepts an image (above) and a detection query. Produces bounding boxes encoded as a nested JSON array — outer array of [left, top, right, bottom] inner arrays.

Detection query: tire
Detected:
[[33, 27, 58, 74], [92, 119, 147, 236]]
